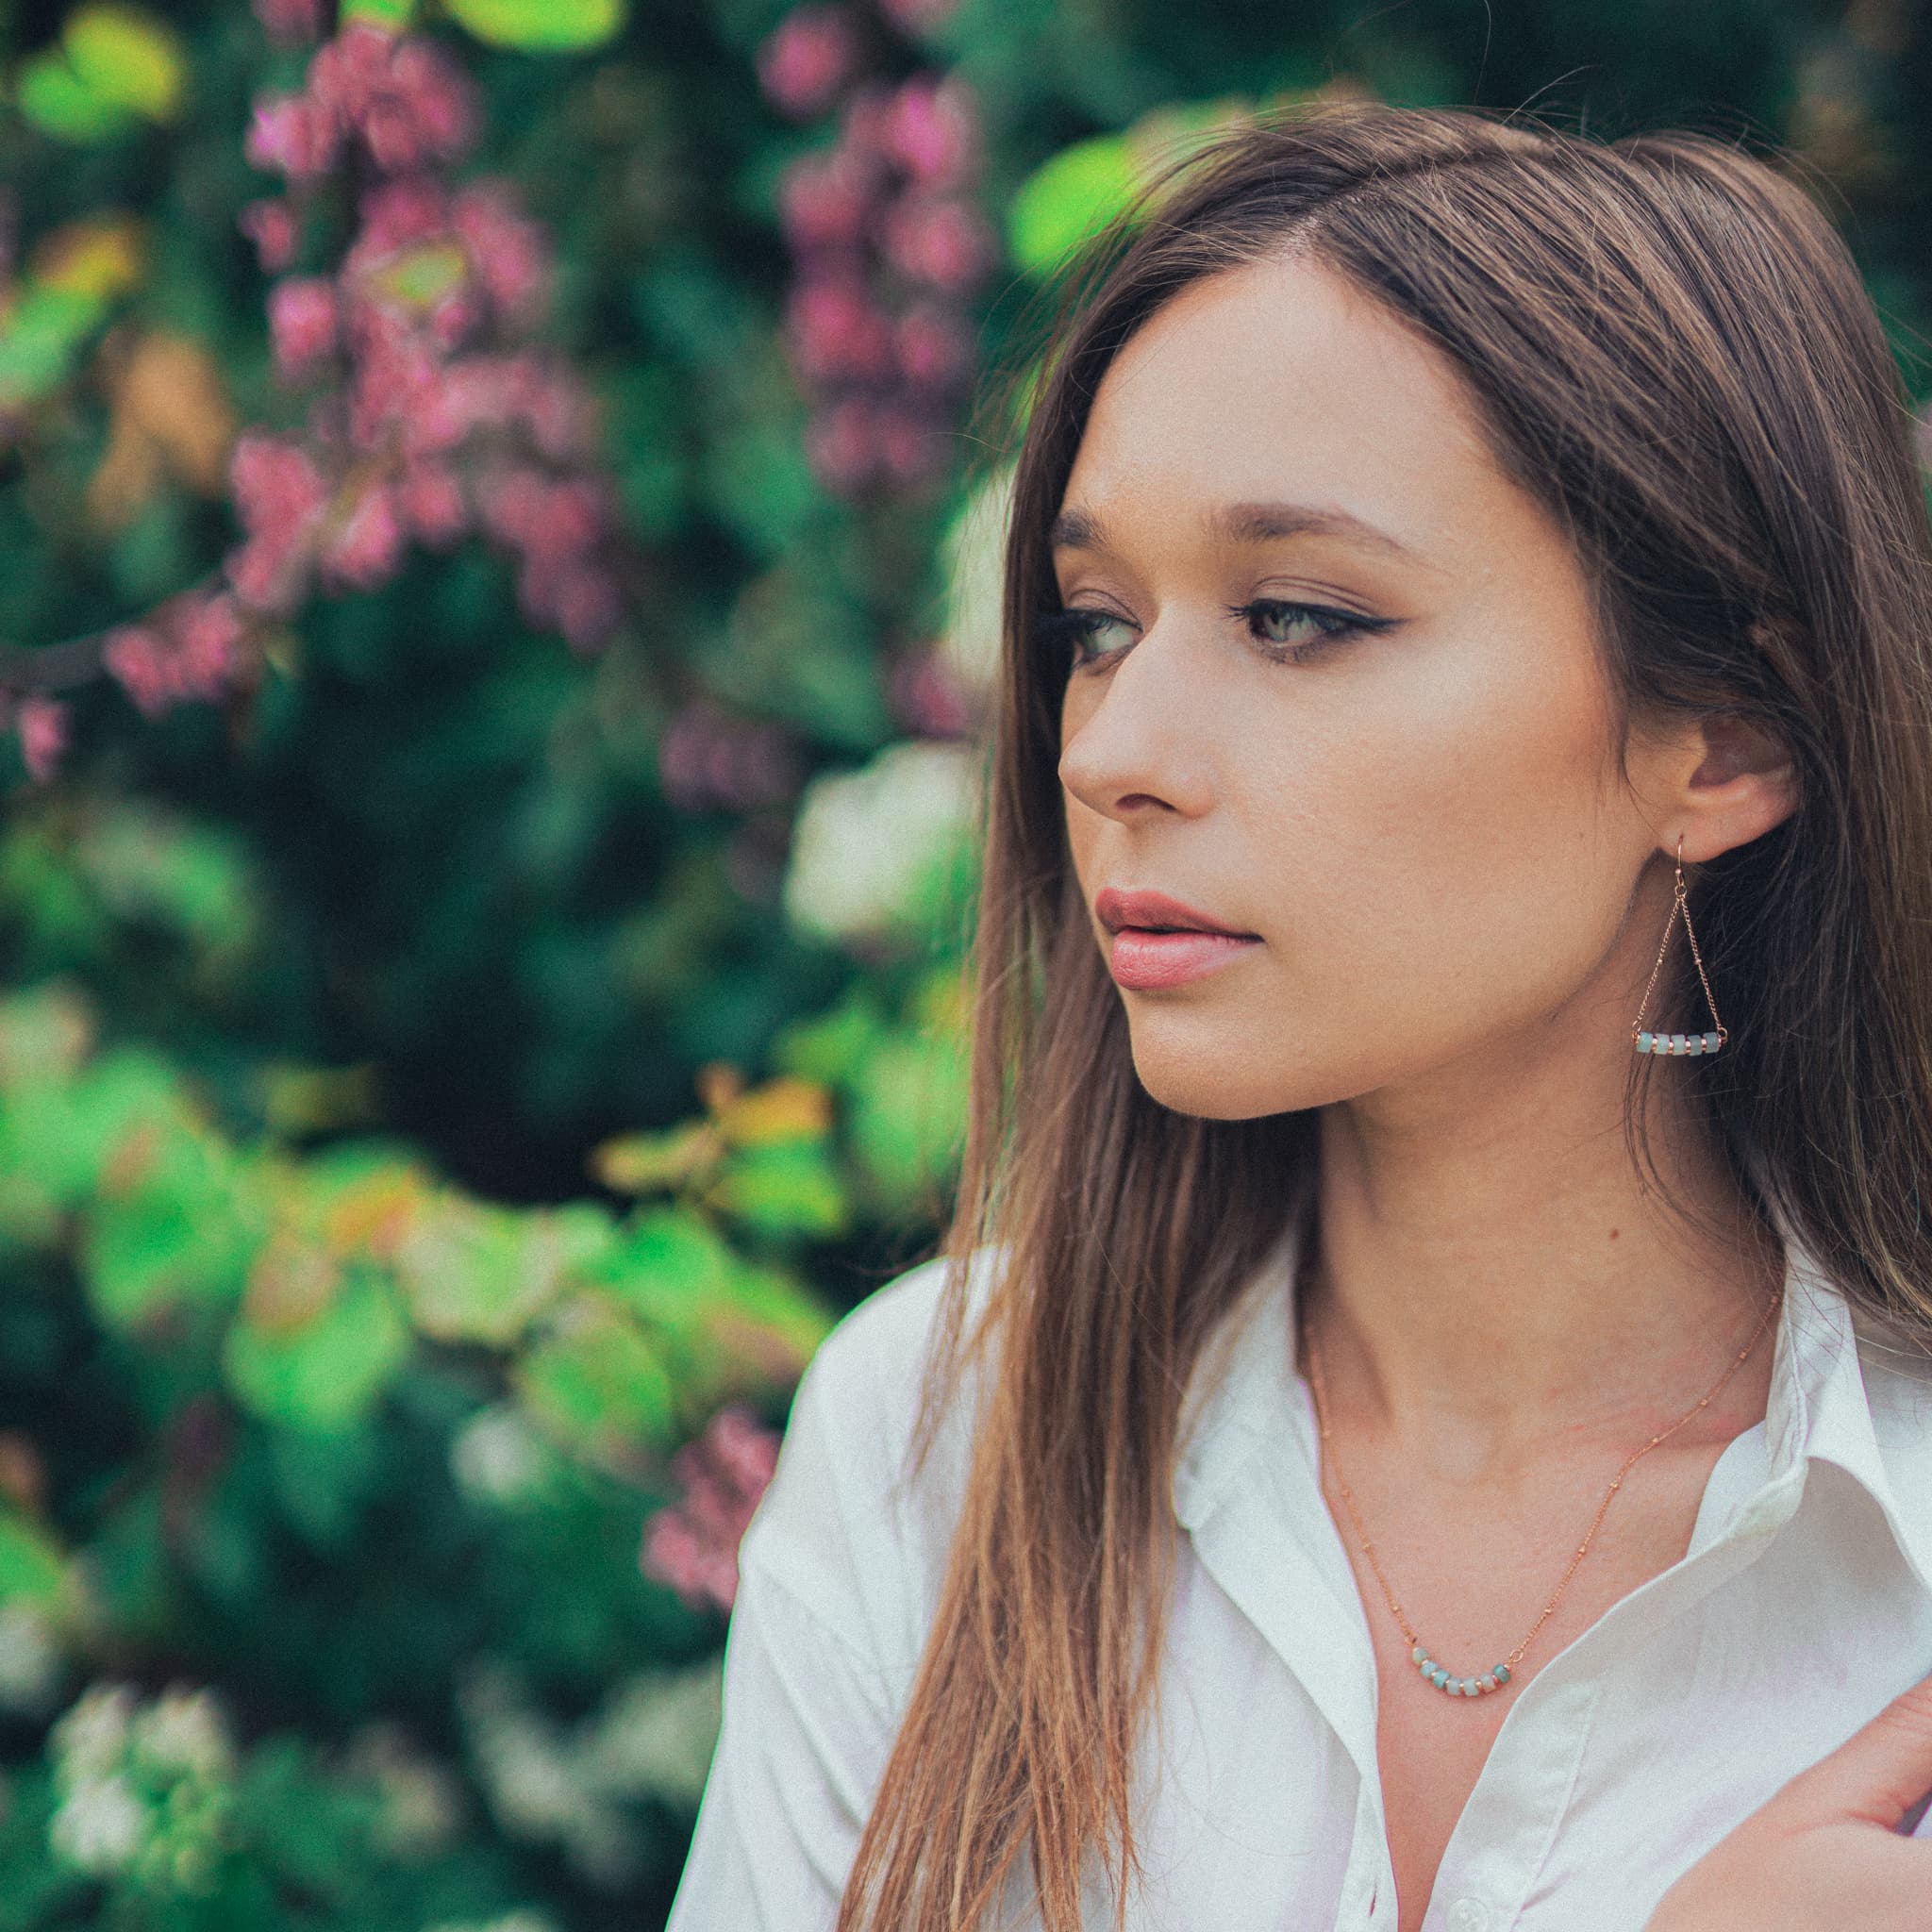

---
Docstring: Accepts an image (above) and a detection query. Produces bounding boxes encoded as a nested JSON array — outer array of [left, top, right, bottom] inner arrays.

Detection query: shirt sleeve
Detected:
[[662, 1288, 927, 1932]]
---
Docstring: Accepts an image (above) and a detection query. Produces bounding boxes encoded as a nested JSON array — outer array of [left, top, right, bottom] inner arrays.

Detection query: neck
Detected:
[[1297, 1029, 1785, 1481]]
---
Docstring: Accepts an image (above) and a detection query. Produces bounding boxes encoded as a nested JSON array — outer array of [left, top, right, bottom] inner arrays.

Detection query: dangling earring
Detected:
[[1632, 834, 1726, 1057]]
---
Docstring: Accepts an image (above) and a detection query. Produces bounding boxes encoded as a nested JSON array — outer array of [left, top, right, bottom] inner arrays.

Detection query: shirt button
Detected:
[[1446, 1901, 1492, 1932]]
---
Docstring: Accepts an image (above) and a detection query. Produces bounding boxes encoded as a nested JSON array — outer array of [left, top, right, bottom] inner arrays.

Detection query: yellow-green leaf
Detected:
[[442, 0, 625, 49], [63, 5, 185, 122], [1007, 134, 1140, 277], [341, 0, 416, 27]]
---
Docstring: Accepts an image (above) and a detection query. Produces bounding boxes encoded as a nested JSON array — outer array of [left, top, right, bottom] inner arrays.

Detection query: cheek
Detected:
[[1237, 621, 1624, 1030]]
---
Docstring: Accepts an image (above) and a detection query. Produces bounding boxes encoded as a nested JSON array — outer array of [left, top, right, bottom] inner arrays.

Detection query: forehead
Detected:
[[1057, 253, 1514, 570]]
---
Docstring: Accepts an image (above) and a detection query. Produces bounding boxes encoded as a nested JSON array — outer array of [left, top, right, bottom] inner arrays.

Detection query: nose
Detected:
[[1057, 615, 1220, 822]]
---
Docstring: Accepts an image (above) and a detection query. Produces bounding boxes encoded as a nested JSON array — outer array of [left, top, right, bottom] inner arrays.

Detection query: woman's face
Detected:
[[1055, 249, 1704, 1124]]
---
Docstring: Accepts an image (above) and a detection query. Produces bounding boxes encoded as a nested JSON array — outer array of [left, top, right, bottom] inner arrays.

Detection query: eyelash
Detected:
[[1034, 597, 1393, 670]]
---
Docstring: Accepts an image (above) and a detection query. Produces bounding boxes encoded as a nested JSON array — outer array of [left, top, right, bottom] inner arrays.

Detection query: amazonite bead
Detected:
[[1493, 1664, 1511, 1684]]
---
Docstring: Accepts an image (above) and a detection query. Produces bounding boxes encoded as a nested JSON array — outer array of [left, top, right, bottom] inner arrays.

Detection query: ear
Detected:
[[1671, 709, 1801, 865]]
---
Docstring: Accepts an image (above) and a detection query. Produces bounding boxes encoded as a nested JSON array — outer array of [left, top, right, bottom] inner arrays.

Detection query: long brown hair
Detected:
[[837, 98, 1932, 1932]]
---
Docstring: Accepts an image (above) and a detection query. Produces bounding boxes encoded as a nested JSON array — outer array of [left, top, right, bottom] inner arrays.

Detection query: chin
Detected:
[[1125, 1040, 1346, 1121]]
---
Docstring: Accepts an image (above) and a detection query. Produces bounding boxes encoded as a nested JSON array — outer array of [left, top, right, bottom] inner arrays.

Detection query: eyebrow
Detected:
[[1048, 499, 1428, 564]]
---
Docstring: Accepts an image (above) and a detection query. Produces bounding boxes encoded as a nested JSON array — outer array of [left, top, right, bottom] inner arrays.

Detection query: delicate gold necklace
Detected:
[[1298, 1276, 1780, 1700]]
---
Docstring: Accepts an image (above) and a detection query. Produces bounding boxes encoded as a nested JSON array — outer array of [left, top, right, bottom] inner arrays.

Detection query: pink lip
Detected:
[[1107, 928, 1261, 990]]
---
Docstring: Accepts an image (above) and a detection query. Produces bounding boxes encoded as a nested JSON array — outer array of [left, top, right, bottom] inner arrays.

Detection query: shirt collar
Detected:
[[1172, 1194, 1932, 1607]]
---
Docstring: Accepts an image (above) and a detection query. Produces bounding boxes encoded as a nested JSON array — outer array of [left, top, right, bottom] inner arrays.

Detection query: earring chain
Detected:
[[1632, 835, 1725, 1042]]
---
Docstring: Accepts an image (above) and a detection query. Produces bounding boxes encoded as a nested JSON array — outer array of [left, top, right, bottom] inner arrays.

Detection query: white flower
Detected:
[[49, 1683, 135, 1784], [578, 1657, 723, 1808], [450, 1404, 552, 1507], [49, 1771, 149, 1873], [0, 1600, 62, 1716], [131, 1686, 233, 1781], [782, 739, 980, 944]]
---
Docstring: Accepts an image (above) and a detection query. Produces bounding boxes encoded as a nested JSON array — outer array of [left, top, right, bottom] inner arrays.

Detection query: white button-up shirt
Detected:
[[664, 1212, 1932, 1930]]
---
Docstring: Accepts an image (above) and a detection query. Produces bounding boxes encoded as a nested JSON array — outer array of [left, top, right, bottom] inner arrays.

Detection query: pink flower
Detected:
[[755, 6, 859, 119], [546, 560, 624, 653], [880, 74, 979, 189], [105, 594, 250, 717], [239, 198, 299, 275], [879, 192, 994, 291], [892, 298, 972, 389], [231, 433, 331, 534], [15, 697, 69, 782], [245, 93, 339, 178], [804, 393, 882, 492], [451, 183, 550, 331], [319, 479, 403, 590], [268, 275, 341, 384], [253, 0, 325, 44], [397, 458, 467, 547], [784, 273, 895, 384], [874, 401, 946, 484], [888, 642, 974, 738], [310, 25, 477, 175], [104, 625, 177, 718], [307, 23, 395, 125], [349, 175, 451, 259], [777, 146, 878, 256], [345, 325, 462, 457], [640, 1404, 781, 1614], [227, 434, 330, 611], [171, 592, 246, 698]]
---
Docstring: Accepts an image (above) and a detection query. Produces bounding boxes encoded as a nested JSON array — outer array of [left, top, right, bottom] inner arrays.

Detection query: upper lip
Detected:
[[1094, 888, 1257, 938]]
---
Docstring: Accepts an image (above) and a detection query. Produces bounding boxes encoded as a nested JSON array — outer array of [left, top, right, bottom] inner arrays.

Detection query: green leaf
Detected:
[[81, 1111, 260, 1329], [363, 240, 469, 313], [0, 1507, 65, 1608], [772, 984, 891, 1089], [587, 1206, 737, 1317], [707, 1141, 848, 1240], [341, 0, 417, 26], [442, 0, 626, 50], [393, 1195, 585, 1344], [1008, 134, 1140, 277], [849, 1028, 968, 1213], [63, 5, 185, 122], [513, 1296, 675, 1457], [0, 285, 107, 404], [14, 53, 131, 142], [223, 1267, 412, 1432]]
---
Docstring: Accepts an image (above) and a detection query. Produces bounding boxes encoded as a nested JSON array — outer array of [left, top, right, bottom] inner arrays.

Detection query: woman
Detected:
[[666, 101, 1932, 1931]]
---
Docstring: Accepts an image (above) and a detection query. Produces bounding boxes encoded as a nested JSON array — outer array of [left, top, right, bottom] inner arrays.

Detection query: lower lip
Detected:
[[1108, 927, 1261, 990]]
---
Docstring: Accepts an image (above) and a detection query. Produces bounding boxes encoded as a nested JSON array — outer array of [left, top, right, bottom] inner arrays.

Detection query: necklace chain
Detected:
[[1298, 1275, 1780, 1687]]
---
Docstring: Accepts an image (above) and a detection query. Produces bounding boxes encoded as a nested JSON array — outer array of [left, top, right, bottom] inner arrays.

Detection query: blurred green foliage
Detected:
[[1, 0, 1930, 1924]]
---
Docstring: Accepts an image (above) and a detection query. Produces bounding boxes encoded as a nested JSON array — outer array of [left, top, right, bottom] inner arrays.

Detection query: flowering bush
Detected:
[[0, 0, 1925, 1927]]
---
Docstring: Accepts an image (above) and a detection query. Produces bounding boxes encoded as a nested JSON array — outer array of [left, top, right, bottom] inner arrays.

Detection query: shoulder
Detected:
[[736, 1242, 1010, 1684]]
